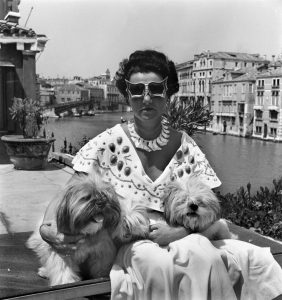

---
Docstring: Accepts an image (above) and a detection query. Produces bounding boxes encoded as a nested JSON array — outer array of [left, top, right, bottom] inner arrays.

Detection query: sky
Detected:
[[18, 0, 282, 79]]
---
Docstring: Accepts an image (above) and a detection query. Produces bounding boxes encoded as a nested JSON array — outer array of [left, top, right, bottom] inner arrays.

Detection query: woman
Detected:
[[40, 50, 282, 300]]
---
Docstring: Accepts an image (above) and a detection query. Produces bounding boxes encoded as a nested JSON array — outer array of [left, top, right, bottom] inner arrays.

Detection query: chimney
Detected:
[[4, 11, 20, 24]]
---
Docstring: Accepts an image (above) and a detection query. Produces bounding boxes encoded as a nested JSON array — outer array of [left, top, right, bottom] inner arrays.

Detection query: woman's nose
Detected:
[[143, 93, 152, 104]]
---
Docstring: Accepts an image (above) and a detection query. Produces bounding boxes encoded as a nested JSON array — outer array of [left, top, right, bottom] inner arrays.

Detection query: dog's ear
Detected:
[[101, 186, 121, 230], [163, 182, 183, 226]]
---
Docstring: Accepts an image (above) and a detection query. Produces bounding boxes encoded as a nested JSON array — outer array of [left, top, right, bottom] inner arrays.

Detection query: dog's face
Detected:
[[164, 178, 220, 232], [56, 173, 121, 236]]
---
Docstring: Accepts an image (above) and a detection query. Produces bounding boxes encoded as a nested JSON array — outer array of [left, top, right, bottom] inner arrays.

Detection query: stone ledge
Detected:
[[49, 152, 74, 168]]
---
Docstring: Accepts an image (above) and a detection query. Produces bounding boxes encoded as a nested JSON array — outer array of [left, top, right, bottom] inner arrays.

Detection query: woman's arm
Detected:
[[40, 172, 85, 254], [148, 222, 190, 246]]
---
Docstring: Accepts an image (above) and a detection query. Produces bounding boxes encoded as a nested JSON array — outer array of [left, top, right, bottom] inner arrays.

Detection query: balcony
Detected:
[[222, 95, 232, 101], [253, 105, 263, 110], [268, 105, 279, 111], [256, 86, 264, 90], [272, 85, 280, 90], [270, 118, 278, 123], [215, 111, 236, 117]]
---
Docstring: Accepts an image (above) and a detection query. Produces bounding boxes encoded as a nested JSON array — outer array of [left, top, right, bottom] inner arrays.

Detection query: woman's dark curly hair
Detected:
[[115, 50, 179, 103]]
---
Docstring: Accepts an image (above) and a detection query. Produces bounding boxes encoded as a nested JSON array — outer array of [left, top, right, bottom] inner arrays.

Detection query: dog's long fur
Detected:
[[163, 177, 234, 240], [27, 172, 149, 286]]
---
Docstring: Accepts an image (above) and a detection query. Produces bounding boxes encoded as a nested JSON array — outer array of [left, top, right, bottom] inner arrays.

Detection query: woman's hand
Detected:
[[40, 221, 84, 256], [148, 222, 189, 246]]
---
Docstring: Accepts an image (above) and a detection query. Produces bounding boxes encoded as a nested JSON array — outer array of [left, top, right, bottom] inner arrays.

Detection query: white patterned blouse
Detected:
[[72, 124, 221, 213]]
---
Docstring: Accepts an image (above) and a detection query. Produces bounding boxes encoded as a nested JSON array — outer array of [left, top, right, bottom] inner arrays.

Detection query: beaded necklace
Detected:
[[128, 121, 170, 152]]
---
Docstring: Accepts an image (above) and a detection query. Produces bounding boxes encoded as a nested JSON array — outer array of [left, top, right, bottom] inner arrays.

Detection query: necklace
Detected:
[[128, 121, 170, 152]]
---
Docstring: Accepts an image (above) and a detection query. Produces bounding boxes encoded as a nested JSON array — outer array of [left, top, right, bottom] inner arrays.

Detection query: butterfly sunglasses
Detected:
[[125, 77, 168, 99]]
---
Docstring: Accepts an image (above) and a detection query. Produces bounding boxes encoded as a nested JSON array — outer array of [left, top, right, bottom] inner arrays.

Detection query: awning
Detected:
[[0, 61, 15, 67]]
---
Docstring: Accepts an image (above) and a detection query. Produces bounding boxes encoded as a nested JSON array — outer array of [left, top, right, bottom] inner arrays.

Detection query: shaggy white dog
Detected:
[[163, 177, 235, 240], [27, 172, 149, 286]]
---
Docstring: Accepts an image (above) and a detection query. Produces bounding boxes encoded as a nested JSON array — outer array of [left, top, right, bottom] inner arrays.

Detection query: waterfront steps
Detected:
[[0, 159, 281, 299]]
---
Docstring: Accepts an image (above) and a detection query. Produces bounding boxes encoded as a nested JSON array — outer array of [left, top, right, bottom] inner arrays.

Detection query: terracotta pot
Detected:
[[1, 135, 55, 170]]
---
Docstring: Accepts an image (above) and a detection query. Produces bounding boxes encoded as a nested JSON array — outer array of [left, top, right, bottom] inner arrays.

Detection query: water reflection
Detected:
[[195, 133, 282, 194]]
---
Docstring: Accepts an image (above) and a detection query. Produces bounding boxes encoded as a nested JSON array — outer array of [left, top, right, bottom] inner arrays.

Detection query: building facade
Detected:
[[86, 85, 104, 110], [54, 84, 88, 104], [177, 51, 267, 109], [0, 9, 47, 134], [253, 67, 282, 141], [211, 70, 256, 136], [192, 51, 266, 108], [176, 60, 194, 102]]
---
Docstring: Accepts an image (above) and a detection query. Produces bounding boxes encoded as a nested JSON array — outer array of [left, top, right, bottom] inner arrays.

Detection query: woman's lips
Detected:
[[141, 107, 154, 112]]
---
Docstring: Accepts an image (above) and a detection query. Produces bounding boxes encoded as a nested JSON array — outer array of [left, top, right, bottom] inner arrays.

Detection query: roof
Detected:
[[0, 19, 48, 52], [55, 84, 87, 91], [0, 19, 37, 37], [195, 51, 266, 62], [257, 67, 282, 78], [213, 69, 258, 84], [176, 60, 194, 71]]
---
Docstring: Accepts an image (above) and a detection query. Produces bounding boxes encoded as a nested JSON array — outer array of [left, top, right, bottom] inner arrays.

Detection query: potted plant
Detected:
[[1, 97, 55, 170]]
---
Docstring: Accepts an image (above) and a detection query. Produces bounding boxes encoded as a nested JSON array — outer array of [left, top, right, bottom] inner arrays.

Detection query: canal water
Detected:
[[44, 112, 282, 195]]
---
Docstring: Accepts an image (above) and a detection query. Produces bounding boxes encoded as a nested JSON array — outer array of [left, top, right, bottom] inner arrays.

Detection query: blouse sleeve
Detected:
[[178, 133, 222, 189], [72, 130, 109, 174]]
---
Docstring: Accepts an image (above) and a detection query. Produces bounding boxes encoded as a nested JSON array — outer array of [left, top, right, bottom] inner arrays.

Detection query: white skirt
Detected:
[[110, 234, 282, 300]]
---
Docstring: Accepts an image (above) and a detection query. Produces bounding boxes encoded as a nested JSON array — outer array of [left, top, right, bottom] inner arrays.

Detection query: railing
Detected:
[[257, 86, 264, 90]]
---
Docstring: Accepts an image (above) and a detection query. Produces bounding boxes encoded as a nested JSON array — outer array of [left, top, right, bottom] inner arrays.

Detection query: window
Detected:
[[242, 84, 245, 93], [273, 78, 280, 87], [271, 91, 279, 106], [270, 128, 277, 136], [232, 117, 236, 125], [257, 79, 265, 87], [256, 126, 262, 134], [235, 62, 238, 67], [209, 60, 213, 66], [256, 91, 264, 105], [249, 84, 253, 93], [269, 110, 278, 121], [255, 110, 263, 119]]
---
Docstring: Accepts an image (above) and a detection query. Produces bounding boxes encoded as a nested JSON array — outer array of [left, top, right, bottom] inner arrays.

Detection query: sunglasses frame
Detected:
[[125, 77, 168, 99]]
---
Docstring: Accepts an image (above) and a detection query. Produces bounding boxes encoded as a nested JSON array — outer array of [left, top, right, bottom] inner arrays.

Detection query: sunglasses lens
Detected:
[[128, 83, 144, 96], [148, 82, 165, 95]]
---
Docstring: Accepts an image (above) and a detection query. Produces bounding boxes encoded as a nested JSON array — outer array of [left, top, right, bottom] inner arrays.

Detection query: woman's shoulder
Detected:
[[81, 124, 122, 148], [72, 124, 122, 158], [168, 127, 197, 147]]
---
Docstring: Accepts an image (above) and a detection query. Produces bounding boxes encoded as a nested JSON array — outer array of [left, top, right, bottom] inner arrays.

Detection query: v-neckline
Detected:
[[117, 124, 183, 184]]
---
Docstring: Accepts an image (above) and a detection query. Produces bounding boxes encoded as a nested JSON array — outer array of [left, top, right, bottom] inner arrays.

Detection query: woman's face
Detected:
[[127, 72, 167, 122]]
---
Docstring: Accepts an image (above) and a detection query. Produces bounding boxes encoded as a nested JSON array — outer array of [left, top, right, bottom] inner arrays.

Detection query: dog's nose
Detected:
[[189, 203, 198, 211]]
